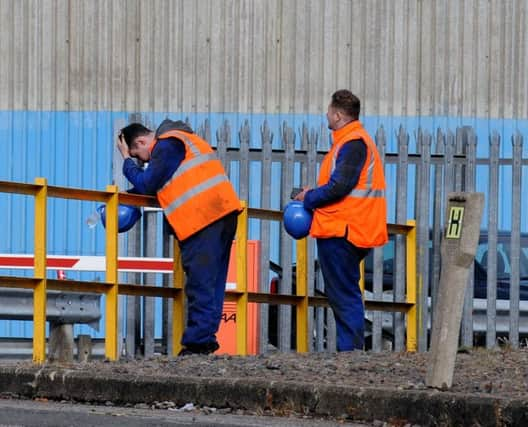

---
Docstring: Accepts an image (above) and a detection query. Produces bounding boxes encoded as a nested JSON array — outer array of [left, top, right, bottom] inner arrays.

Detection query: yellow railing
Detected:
[[246, 207, 418, 353], [0, 178, 418, 363]]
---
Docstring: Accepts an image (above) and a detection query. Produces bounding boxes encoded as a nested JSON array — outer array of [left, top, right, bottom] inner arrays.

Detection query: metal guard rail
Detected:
[[0, 178, 417, 363]]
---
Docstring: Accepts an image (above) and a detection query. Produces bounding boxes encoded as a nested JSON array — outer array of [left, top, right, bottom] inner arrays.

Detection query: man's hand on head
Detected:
[[117, 134, 131, 159]]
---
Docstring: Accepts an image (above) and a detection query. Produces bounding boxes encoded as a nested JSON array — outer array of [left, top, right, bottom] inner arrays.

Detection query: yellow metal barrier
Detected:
[[171, 241, 185, 356], [246, 209, 418, 353], [295, 237, 309, 352], [405, 220, 418, 351], [235, 201, 249, 355], [104, 185, 119, 360], [33, 177, 47, 363], [0, 178, 418, 362]]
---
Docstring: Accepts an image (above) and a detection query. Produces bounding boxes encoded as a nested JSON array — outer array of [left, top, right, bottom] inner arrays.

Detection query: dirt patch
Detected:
[[10, 346, 528, 400]]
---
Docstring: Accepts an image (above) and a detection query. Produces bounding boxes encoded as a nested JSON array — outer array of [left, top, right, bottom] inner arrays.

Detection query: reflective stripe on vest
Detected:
[[330, 138, 381, 198], [349, 188, 385, 198], [160, 152, 218, 192], [164, 174, 230, 216], [177, 131, 201, 157]]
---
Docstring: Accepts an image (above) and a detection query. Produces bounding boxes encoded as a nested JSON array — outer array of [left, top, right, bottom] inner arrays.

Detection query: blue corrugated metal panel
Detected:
[[0, 111, 120, 338], [1, 110, 528, 340], [0, 111, 115, 186]]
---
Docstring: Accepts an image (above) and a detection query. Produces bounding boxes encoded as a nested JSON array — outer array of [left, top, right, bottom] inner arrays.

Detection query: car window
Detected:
[[475, 244, 487, 267], [364, 232, 528, 298], [475, 243, 509, 277], [475, 236, 528, 279]]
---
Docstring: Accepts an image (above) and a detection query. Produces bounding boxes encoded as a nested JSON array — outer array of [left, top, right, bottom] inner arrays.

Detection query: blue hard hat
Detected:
[[283, 201, 313, 240], [97, 204, 142, 233]]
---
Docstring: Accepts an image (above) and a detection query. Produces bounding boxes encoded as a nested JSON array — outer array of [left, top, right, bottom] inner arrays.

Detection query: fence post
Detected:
[[162, 224, 174, 355], [143, 210, 157, 357], [126, 224, 141, 357], [236, 201, 248, 355], [486, 132, 500, 348], [259, 121, 273, 353], [216, 120, 231, 176], [104, 185, 119, 361], [430, 129, 445, 327], [279, 122, 295, 351], [33, 177, 48, 363], [416, 129, 432, 352], [172, 241, 185, 356], [405, 220, 418, 352], [371, 127, 387, 352], [509, 132, 523, 347], [460, 127, 477, 347], [394, 127, 409, 351], [238, 121, 250, 203], [295, 237, 308, 352], [303, 124, 318, 352]]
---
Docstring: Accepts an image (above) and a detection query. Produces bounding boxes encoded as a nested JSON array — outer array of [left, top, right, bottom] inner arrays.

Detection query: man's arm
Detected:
[[123, 138, 185, 195], [303, 139, 367, 210]]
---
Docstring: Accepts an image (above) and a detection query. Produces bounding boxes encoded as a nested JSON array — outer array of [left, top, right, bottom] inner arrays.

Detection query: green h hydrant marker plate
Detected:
[[446, 206, 464, 239]]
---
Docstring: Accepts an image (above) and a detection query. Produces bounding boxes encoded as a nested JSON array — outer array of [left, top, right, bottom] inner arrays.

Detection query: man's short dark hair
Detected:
[[330, 90, 360, 120], [119, 123, 152, 148]]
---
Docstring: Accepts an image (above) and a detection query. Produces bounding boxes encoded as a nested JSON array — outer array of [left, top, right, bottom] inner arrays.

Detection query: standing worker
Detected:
[[294, 90, 388, 351], [116, 119, 241, 355]]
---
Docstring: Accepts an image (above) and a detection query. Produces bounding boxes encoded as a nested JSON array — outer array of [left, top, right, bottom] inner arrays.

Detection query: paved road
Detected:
[[0, 399, 371, 427]]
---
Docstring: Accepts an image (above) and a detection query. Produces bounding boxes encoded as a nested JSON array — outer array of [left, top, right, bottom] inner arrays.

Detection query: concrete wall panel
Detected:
[[0, 0, 526, 119]]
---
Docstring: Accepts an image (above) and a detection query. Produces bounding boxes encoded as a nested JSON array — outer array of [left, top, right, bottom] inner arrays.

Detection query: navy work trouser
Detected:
[[178, 211, 238, 347], [317, 237, 369, 351]]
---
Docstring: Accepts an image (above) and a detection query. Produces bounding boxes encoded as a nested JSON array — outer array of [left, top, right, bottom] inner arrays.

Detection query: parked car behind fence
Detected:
[[363, 231, 528, 301]]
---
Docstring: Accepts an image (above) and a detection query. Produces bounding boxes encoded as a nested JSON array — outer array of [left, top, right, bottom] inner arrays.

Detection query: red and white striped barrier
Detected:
[[0, 254, 237, 290], [0, 254, 174, 273]]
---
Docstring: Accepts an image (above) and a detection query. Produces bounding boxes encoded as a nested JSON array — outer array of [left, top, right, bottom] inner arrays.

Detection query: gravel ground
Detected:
[[15, 346, 528, 400]]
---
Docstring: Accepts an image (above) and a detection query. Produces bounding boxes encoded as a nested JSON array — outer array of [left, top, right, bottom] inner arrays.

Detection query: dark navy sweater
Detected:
[[303, 139, 367, 210]]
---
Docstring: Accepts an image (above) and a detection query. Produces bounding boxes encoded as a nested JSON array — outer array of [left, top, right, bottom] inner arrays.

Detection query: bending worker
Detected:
[[117, 119, 241, 356], [295, 90, 388, 351]]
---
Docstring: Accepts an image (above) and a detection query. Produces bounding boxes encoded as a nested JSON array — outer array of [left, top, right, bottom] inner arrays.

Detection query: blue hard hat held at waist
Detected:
[[96, 204, 142, 233], [283, 201, 313, 240]]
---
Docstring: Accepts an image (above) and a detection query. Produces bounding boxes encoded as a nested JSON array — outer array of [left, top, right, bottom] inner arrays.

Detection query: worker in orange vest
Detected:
[[117, 119, 241, 355], [295, 90, 388, 351]]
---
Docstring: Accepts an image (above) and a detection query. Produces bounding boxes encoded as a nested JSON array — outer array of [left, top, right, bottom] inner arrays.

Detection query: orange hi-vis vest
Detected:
[[310, 120, 388, 248], [149, 129, 241, 241]]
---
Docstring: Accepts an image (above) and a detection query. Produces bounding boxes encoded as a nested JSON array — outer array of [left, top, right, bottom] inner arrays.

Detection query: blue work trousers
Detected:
[[178, 211, 238, 347], [317, 237, 369, 351]]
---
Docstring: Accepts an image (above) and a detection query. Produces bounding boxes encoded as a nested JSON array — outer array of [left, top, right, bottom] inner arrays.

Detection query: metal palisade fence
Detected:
[[125, 120, 526, 355]]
